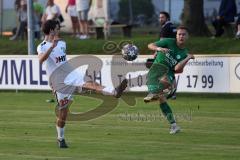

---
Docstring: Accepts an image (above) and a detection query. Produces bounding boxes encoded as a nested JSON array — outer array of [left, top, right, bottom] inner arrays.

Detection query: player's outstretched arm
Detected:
[[148, 43, 170, 53], [174, 54, 195, 73]]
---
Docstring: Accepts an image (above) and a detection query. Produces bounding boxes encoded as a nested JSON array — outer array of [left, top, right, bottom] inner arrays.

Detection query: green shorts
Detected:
[[146, 63, 174, 93]]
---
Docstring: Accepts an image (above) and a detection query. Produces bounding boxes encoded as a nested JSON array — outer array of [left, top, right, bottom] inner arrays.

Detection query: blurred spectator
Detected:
[[33, 0, 44, 39], [212, 0, 237, 38], [76, 0, 90, 39], [12, 0, 21, 35], [88, 0, 110, 38], [41, 0, 61, 26], [10, 0, 28, 40], [65, 0, 81, 38], [158, 11, 177, 99], [211, 8, 218, 21], [235, 15, 240, 39], [14, 0, 21, 11], [159, 11, 176, 40]]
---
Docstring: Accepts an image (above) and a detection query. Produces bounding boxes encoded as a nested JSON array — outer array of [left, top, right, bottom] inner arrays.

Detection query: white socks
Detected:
[[56, 125, 65, 141], [171, 123, 177, 127]]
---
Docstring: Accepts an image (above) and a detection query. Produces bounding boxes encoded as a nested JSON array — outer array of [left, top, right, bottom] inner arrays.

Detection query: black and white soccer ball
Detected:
[[121, 44, 139, 61]]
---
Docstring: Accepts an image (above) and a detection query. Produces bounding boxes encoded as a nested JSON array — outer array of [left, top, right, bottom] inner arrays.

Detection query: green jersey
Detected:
[[154, 38, 188, 70], [146, 38, 188, 93]]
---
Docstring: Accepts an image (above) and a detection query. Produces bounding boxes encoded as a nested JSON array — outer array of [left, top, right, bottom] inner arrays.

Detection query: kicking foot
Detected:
[[115, 79, 128, 98], [143, 93, 159, 103], [166, 88, 177, 100], [57, 139, 68, 148], [169, 124, 181, 134]]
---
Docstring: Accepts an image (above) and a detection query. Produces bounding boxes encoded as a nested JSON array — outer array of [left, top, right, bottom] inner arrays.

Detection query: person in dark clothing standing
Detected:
[[159, 11, 176, 39], [146, 11, 178, 99], [212, 0, 237, 37], [235, 15, 240, 38], [158, 11, 177, 99], [10, 0, 28, 40]]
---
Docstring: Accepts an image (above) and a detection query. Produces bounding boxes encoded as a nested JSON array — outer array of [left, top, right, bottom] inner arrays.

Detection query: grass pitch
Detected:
[[0, 92, 240, 160]]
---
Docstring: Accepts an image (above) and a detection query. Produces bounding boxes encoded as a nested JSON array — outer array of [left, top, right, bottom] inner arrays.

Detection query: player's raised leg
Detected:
[[81, 79, 128, 98], [144, 63, 169, 103]]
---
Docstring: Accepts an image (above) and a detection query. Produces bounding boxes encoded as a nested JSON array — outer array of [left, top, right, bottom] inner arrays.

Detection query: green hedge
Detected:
[[0, 34, 239, 55]]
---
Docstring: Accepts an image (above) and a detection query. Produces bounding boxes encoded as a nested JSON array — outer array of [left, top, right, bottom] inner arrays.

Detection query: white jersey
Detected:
[[37, 40, 67, 76], [45, 4, 60, 20]]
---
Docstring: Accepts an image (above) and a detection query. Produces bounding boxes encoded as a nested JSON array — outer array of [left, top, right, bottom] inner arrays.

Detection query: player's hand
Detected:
[[51, 37, 60, 48], [187, 54, 195, 59], [157, 47, 170, 53]]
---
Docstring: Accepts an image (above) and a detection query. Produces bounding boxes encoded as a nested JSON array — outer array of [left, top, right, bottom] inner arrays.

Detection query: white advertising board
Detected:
[[0, 56, 49, 90], [0, 55, 239, 93], [230, 57, 240, 93], [176, 57, 230, 93]]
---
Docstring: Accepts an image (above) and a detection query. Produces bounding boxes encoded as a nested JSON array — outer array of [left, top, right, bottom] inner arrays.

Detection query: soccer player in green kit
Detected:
[[144, 26, 195, 134]]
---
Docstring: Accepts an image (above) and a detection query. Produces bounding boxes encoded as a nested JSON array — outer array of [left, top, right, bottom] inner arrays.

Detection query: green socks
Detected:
[[160, 102, 176, 124]]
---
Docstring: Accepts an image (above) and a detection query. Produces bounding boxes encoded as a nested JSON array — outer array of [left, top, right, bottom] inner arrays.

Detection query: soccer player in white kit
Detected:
[[37, 20, 127, 148]]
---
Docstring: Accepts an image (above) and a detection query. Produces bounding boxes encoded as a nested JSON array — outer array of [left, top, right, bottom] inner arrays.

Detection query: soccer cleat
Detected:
[[166, 88, 177, 100], [169, 125, 181, 134], [115, 79, 128, 98], [171, 95, 177, 100], [143, 93, 159, 103], [57, 139, 68, 148]]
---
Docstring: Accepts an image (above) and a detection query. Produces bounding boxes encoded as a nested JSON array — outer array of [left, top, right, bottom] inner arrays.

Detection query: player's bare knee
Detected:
[[160, 77, 171, 88], [159, 94, 167, 103], [57, 100, 72, 110], [60, 108, 68, 119], [57, 118, 66, 128]]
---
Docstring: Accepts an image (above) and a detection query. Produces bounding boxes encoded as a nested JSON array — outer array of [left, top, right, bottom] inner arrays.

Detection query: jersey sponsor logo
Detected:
[[176, 55, 181, 60], [165, 52, 177, 67], [56, 55, 66, 63]]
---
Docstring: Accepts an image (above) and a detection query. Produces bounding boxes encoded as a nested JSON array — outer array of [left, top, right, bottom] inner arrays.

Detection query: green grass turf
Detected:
[[0, 92, 240, 160]]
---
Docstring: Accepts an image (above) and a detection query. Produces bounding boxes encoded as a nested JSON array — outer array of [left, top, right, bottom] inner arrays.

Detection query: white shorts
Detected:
[[55, 91, 73, 110], [67, 5, 78, 17], [53, 69, 85, 109]]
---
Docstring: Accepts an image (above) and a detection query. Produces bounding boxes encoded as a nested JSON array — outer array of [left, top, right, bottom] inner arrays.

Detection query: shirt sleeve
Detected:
[[37, 43, 46, 55], [154, 38, 170, 48]]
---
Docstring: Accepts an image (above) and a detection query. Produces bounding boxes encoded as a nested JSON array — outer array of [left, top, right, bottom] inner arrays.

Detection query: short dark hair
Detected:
[[159, 11, 170, 20], [177, 25, 189, 33], [42, 20, 60, 35]]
